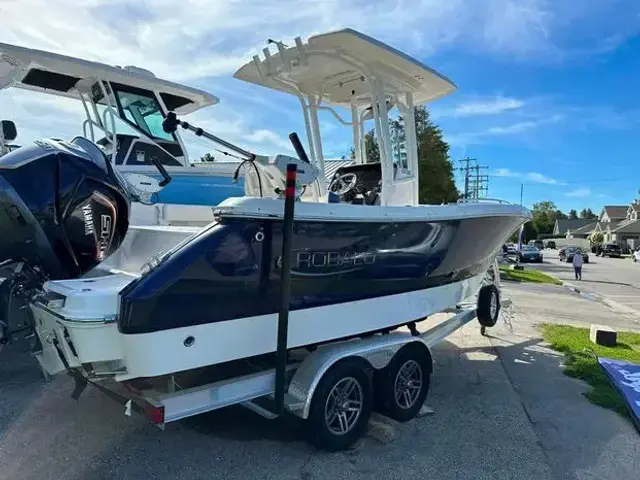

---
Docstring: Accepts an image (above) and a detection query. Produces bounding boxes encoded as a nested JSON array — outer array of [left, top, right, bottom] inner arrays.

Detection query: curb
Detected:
[[562, 281, 640, 319]]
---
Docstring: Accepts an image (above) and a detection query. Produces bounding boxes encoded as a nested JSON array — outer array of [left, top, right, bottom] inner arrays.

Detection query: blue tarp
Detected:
[[597, 357, 640, 432]]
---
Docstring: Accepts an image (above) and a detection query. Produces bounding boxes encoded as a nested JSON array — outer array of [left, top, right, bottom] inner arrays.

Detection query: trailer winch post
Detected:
[[274, 163, 297, 416]]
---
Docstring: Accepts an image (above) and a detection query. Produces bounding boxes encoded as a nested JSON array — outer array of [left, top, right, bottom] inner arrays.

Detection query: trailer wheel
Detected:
[[306, 358, 373, 452], [374, 343, 431, 422], [477, 284, 500, 328]]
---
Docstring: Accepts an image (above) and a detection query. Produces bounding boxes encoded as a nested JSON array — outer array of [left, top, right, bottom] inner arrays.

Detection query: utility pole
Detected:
[[458, 157, 473, 199], [457, 158, 489, 199], [520, 182, 524, 206]]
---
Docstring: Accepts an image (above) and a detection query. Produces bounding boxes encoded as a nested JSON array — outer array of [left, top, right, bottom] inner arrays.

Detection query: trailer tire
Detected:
[[374, 343, 431, 422], [306, 358, 373, 452], [477, 284, 500, 328]]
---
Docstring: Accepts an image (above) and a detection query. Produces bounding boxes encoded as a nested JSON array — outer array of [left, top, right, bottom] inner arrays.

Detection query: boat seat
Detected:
[[366, 191, 381, 205], [1, 120, 20, 154]]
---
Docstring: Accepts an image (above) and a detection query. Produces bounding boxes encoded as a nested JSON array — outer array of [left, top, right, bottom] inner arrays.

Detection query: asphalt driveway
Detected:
[[1, 282, 639, 480], [518, 248, 640, 316]]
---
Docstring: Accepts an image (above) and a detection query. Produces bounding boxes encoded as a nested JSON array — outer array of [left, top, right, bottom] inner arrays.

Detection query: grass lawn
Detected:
[[541, 324, 640, 416], [499, 265, 562, 285]]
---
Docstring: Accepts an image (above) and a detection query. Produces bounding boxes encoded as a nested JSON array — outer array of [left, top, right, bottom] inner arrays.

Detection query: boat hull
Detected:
[[30, 273, 485, 380], [30, 201, 528, 380], [118, 214, 523, 334]]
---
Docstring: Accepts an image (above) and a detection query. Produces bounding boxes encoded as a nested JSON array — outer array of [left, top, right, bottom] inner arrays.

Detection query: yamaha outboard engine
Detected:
[[0, 138, 130, 347]]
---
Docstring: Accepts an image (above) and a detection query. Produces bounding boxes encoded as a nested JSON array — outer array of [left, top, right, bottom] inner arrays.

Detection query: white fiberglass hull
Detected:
[[30, 272, 485, 381], [29, 197, 528, 381]]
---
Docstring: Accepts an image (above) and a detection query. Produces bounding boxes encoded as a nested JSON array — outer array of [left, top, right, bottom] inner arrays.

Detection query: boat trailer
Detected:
[[65, 156, 510, 452]]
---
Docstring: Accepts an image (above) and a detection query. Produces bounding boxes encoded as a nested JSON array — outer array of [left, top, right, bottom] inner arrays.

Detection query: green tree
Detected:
[[364, 129, 380, 163], [579, 208, 597, 220], [389, 118, 407, 167], [413, 106, 458, 204], [568, 209, 578, 220], [590, 231, 604, 246], [349, 129, 380, 163], [200, 153, 215, 162], [531, 201, 566, 235], [510, 221, 537, 243], [347, 107, 459, 204]]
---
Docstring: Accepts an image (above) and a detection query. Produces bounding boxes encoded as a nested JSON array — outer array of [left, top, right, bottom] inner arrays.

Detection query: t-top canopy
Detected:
[[233, 28, 457, 107], [0, 42, 217, 114]]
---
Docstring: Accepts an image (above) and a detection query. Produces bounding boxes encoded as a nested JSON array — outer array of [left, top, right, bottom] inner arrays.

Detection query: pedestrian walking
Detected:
[[572, 249, 584, 280]]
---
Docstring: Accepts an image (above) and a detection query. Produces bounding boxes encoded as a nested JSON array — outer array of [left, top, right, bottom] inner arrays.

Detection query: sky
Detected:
[[0, 0, 639, 212]]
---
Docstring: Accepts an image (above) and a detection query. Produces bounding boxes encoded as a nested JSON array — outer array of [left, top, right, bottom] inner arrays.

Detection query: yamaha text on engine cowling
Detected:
[[0, 138, 130, 347]]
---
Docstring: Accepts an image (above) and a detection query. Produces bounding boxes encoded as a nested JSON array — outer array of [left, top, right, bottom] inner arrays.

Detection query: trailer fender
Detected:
[[286, 333, 429, 419]]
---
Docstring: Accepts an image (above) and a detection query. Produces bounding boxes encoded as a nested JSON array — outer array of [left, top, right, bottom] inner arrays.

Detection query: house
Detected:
[[592, 202, 640, 251], [566, 221, 598, 239], [599, 205, 628, 223], [553, 219, 593, 237]]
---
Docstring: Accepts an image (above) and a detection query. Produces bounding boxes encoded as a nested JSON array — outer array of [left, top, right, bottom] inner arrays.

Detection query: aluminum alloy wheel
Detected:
[[394, 360, 423, 409], [324, 377, 363, 436], [489, 291, 498, 320]]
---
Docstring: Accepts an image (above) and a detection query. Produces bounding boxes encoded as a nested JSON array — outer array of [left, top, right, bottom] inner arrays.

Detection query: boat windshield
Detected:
[[111, 85, 174, 142]]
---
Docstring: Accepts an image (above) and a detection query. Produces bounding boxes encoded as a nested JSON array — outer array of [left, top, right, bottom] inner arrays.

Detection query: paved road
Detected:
[[0, 318, 553, 480], [523, 248, 640, 316], [496, 283, 640, 480], [3, 283, 640, 479]]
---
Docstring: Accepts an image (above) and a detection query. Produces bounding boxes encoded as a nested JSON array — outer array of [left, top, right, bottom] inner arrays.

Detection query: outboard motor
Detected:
[[0, 138, 130, 347]]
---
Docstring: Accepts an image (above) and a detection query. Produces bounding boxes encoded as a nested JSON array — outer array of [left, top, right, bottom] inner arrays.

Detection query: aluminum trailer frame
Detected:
[[114, 292, 509, 427]]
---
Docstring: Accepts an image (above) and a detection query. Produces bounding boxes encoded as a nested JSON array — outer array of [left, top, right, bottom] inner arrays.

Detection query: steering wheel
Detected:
[[329, 173, 358, 196]]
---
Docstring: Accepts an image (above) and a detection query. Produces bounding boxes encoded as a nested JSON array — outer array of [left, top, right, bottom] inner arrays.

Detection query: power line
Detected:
[[457, 158, 489, 199]]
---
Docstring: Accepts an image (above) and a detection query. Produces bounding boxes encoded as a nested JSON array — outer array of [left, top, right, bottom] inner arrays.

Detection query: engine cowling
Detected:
[[0, 138, 130, 280]]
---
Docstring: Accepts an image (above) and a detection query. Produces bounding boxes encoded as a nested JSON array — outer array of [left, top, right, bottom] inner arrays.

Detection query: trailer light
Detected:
[[144, 402, 165, 425]]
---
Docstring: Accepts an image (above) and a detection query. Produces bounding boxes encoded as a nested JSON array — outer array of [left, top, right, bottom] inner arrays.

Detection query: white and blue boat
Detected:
[[0, 41, 245, 226], [0, 29, 532, 451]]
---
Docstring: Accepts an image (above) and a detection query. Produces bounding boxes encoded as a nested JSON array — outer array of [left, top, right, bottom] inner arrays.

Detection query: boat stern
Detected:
[[28, 274, 133, 378]]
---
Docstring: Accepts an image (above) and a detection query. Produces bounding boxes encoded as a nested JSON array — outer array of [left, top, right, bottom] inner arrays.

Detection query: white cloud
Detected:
[[565, 187, 591, 197], [527, 172, 562, 184], [485, 114, 564, 135], [245, 129, 292, 151], [0, 0, 624, 86], [0, 90, 86, 145], [448, 114, 564, 145], [481, 0, 554, 57], [0, 0, 636, 162], [493, 168, 564, 185], [493, 168, 519, 178], [485, 121, 541, 136], [435, 96, 525, 118]]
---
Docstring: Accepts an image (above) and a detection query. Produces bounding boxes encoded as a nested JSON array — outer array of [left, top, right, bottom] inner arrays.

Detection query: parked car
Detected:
[[545, 240, 556, 249], [559, 246, 590, 263], [528, 239, 544, 250], [596, 243, 621, 258], [506, 243, 517, 255], [517, 245, 543, 263]]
